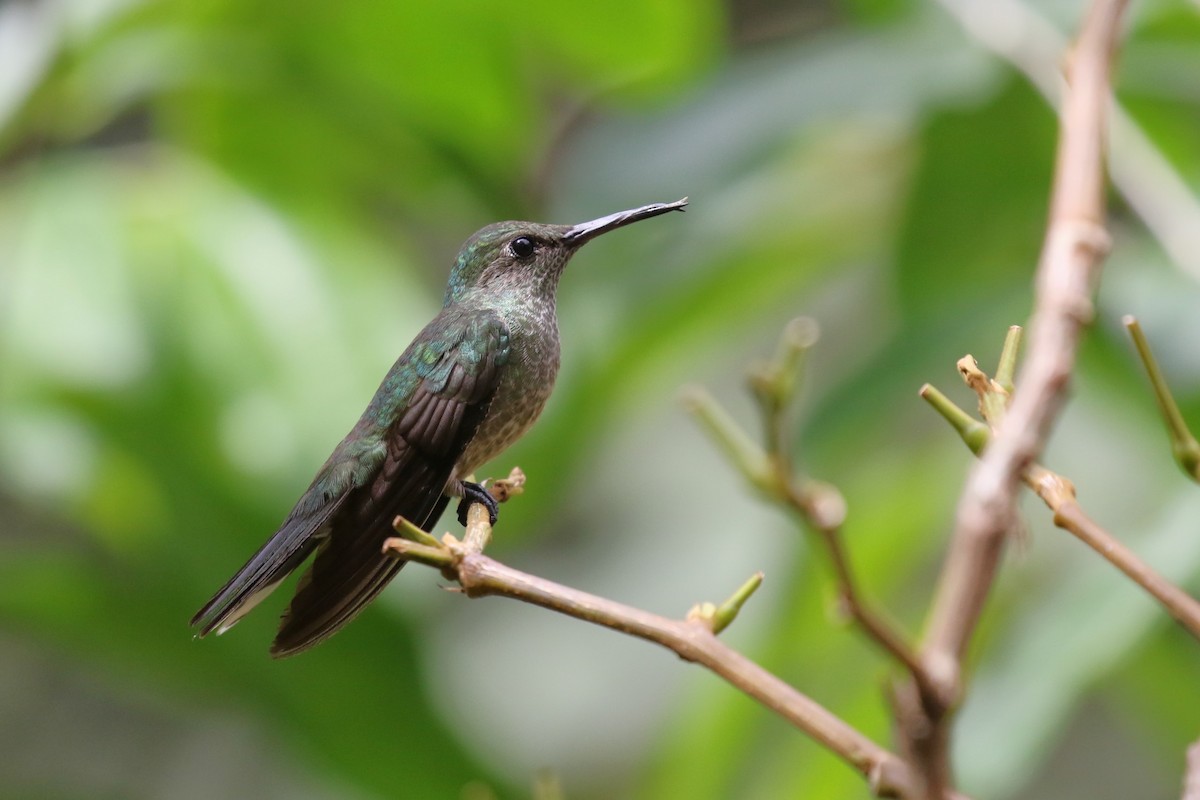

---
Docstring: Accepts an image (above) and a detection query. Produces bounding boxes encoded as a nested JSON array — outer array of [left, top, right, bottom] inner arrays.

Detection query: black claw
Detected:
[[457, 481, 499, 527]]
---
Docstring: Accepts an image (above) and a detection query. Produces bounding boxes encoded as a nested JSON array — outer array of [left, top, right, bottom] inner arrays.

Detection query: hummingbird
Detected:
[[191, 198, 688, 657]]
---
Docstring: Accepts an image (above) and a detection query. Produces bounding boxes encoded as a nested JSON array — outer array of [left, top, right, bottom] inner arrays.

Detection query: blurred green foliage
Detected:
[[2, 0, 1199, 798]]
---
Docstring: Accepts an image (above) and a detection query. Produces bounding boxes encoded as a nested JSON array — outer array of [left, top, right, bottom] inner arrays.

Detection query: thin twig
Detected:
[[779, 482, 942, 711], [684, 320, 937, 706], [1124, 316, 1200, 481], [1031, 469, 1200, 640], [766, 404, 933, 700], [924, 379, 1200, 642], [385, 501, 941, 799]]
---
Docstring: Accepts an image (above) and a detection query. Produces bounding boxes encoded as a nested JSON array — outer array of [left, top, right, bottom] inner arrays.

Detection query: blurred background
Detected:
[[2, 0, 1200, 797]]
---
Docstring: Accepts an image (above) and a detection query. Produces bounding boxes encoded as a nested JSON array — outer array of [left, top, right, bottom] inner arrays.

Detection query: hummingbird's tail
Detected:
[[269, 494, 450, 657], [190, 498, 341, 638]]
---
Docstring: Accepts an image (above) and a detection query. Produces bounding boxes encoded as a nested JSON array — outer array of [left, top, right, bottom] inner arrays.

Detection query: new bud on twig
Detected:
[[995, 326, 1023, 394], [681, 385, 777, 496], [687, 572, 765, 635], [920, 384, 990, 456], [1124, 316, 1200, 481]]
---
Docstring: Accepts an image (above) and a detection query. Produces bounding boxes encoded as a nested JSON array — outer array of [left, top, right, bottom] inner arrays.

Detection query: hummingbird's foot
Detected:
[[457, 481, 499, 527]]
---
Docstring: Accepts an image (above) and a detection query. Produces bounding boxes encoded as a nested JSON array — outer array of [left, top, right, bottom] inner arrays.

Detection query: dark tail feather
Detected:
[[190, 498, 345, 638], [268, 493, 451, 658], [190, 546, 313, 637]]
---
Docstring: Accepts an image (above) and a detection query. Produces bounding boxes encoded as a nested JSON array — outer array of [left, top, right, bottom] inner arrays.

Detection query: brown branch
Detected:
[[684, 320, 937, 704], [903, 1, 1131, 796], [922, 0, 1126, 689], [778, 480, 941, 710], [923, 380, 1200, 643], [759, 338, 935, 700], [385, 500, 943, 799], [682, 322, 967, 796], [1034, 471, 1200, 640]]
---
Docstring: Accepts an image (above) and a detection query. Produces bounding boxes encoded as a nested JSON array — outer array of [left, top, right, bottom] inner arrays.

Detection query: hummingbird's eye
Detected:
[[509, 237, 536, 259]]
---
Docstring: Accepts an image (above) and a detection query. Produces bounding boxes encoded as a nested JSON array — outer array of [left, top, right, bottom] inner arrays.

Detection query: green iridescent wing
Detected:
[[191, 308, 510, 656]]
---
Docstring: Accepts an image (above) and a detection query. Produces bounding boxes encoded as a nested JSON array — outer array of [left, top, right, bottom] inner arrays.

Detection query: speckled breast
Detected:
[[455, 301, 561, 477]]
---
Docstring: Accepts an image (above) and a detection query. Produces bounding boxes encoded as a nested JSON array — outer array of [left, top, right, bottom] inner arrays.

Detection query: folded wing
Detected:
[[191, 308, 509, 657]]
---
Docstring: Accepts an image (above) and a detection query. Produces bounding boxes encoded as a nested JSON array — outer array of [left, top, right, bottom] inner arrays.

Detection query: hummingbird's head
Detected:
[[443, 198, 687, 306]]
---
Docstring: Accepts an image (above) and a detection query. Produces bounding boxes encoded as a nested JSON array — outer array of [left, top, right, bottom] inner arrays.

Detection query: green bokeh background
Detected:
[[2, 0, 1199, 798]]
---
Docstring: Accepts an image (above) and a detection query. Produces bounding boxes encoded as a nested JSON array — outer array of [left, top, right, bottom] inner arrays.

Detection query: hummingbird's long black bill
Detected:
[[563, 198, 688, 245]]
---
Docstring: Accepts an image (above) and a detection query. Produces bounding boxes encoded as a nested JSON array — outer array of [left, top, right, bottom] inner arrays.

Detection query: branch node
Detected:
[[686, 601, 718, 628], [922, 651, 962, 713], [798, 479, 848, 531], [867, 757, 910, 799], [1028, 465, 1076, 508], [489, 466, 527, 503], [956, 355, 1008, 424], [1072, 218, 1113, 259]]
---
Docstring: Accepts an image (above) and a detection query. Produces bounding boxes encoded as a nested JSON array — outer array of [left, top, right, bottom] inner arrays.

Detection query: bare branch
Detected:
[[921, 0, 1128, 700], [1039, 480, 1200, 641], [923, 377, 1200, 643], [904, 1, 1130, 795], [684, 321, 938, 706], [385, 499, 936, 799]]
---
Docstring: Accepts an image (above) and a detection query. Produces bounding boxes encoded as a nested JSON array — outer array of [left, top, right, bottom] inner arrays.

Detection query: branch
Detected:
[[682, 320, 938, 706], [921, 0, 1126, 696], [385, 486, 936, 799], [922, 375, 1200, 643], [905, 1, 1130, 795], [1051, 496, 1200, 640]]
